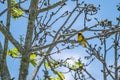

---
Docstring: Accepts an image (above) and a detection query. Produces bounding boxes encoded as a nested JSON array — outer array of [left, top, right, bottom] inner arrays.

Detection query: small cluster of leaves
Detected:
[[44, 60, 65, 80], [44, 65, 65, 80], [44, 61, 61, 68], [69, 61, 83, 71], [43, 59, 83, 80], [7, 48, 20, 58], [7, 48, 37, 67], [53, 71, 65, 80], [46, 71, 64, 80], [30, 53, 37, 67], [11, 0, 23, 19]]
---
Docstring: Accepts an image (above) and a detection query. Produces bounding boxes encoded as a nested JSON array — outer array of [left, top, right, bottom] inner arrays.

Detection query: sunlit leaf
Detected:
[[7, 48, 38, 67], [7, 48, 20, 58], [11, 0, 17, 4], [12, 48, 18, 53], [30, 53, 37, 67], [75, 62, 83, 68], [30, 60, 37, 67], [70, 65, 77, 70], [7, 50, 11, 56], [52, 61, 59, 68], [56, 78, 60, 80], [30, 53, 37, 59], [63, 62, 66, 65], [49, 77, 56, 80], [49, 77, 61, 80], [44, 61, 59, 68], [44, 61, 50, 68], [11, 7, 23, 19], [11, 0, 23, 19], [57, 72, 65, 79], [54, 71, 65, 80]]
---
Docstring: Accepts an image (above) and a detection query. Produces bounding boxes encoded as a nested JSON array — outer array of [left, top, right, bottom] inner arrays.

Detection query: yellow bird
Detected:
[[77, 31, 87, 47]]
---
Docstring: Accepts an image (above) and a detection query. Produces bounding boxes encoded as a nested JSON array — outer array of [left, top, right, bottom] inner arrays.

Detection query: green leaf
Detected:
[[56, 78, 60, 80], [54, 71, 65, 80], [7, 48, 38, 67], [11, 0, 23, 19], [30, 53, 37, 59], [69, 62, 83, 71], [57, 72, 65, 79], [49, 77, 56, 80], [11, 0, 17, 4], [12, 48, 18, 53], [30, 53, 37, 67], [7, 50, 11, 56], [70, 65, 77, 70], [44, 61, 59, 68], [75, 62, 83, 68], [52, 61, 59, 68], [7, 48, 20, 58], [44, 61, 50, 68], [49, 77, 61, 80], [30, 60, 37, 67], [11, 7, 23, 19]]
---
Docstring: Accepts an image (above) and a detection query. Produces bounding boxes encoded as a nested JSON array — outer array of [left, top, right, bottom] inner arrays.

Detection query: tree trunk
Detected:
[[0, 42, 11, 80], [18, 0, 38, 80]]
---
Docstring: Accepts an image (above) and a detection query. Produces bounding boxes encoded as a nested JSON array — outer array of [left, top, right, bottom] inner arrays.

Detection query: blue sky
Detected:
[[0, 0, 120, 80]]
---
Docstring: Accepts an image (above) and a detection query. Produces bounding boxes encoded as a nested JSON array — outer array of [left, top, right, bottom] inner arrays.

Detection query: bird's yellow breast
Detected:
[[77, 32, 86, 47]]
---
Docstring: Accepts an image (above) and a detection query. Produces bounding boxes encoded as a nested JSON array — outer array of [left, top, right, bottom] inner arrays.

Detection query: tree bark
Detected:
[[0, 0, 11, 79], [18, 0, 38, 80], [0, 42, 11, 80]]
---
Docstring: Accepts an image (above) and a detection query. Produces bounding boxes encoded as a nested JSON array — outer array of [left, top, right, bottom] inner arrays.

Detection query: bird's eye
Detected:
[[78, 33, 82, 35]]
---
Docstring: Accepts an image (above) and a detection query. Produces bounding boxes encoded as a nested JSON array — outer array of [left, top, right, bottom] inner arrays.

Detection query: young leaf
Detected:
[[44, 61, 50, 68], [54, 71, 65, 80], [75, 62, 83, 68], [11, 0, 23, 19], [75, 62, 83, 70], [12, 48, 18, 53], [49, 77, 57, 80], [30, 53, 37, 67], [52, 61, 59, 68], [7, 48, 38, 67], [70, 65, 77, 70], [11, 7, 23, 19], [30, 60, 37, 67], [30, 53, 37, 59], [7, 48, 20, 58], [57, 72, 65, 79], [49, 77, 61, 80]]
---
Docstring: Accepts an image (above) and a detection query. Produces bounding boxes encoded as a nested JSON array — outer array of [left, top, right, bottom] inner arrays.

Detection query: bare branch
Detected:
[[0, 22, 24, 54], [37, 0, 67, 13]]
